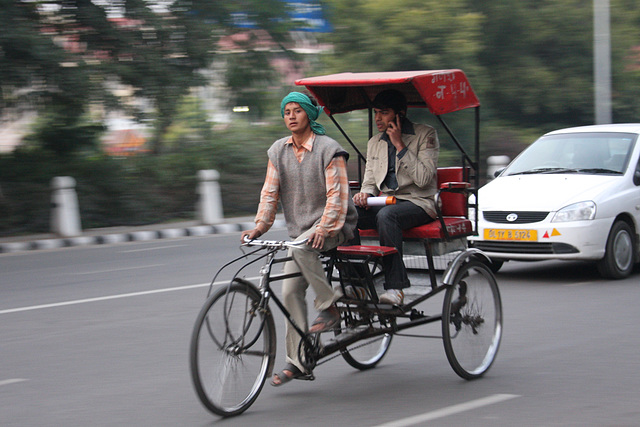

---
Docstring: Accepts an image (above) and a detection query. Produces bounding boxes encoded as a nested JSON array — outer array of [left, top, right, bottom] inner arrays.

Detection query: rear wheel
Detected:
[[190, 279, 276, 417], [442, 260, 502, 379], [597, 220, 635, 279], [336, 313, 392, 370], [338, 332, 392, 370]]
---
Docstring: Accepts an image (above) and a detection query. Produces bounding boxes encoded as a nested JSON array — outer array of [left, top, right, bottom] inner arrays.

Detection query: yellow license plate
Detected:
[[484, 229, 537, 241]]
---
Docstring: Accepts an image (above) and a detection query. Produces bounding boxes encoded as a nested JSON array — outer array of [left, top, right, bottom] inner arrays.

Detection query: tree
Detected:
[[0, 1, 93, 115], [468, 0, 640, 127], [318, 0, 640, 149], [320, 0, 484, 77], [1, 0, 292, 154], [609, 0, 640, 122]]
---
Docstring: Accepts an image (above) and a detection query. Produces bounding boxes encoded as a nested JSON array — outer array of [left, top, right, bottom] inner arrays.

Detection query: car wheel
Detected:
[[597, 220, 635, 279], [487, 259, 504, 273]]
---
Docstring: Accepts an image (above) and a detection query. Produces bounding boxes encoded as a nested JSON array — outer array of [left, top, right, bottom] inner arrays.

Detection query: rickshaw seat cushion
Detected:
[[358, 217, 473, 241], [440, 181, 470, 189], [337, 245, 398, 257]]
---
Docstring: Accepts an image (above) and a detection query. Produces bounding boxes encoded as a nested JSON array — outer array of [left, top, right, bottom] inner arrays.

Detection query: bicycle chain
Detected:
[[314, 334, 387, 367]]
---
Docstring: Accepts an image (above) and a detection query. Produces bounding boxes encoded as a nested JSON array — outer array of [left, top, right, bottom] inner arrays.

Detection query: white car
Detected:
[[470, 124, 640, 279]]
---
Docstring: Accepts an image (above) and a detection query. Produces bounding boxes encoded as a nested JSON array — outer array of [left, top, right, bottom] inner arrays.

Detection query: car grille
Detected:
[[482, 211, 549, 224], [472, 241, 578, 255]]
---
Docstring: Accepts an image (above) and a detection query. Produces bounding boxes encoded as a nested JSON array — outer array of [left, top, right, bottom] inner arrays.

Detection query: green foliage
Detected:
[[0, 0, 292, 154], [0, 116, 286, 235], [321, 0, 484, 76], [4, 0, 640, 235], [22, 105, 106, 157], [224, 50, 286, 119], [163, 96, 214, 150], [319, 0, 640, 156]]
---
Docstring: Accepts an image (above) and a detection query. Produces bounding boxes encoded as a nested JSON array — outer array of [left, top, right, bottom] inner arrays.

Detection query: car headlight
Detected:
[[551, 201, 596, 222]]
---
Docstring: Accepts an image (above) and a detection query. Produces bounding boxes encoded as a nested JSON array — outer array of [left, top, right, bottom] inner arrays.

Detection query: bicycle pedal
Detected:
[[409, 309, 425, 320], [295, 373, 315, 381]]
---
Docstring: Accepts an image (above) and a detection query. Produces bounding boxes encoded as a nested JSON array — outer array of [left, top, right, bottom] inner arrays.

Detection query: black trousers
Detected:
[[354, 200, 432, 289]]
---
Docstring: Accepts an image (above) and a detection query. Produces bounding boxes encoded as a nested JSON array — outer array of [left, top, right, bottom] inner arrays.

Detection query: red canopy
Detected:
[[295, 70, 479, 116]]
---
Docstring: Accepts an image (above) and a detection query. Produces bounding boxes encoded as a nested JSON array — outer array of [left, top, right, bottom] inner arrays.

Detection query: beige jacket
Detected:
[[360, 122, 439, 218]]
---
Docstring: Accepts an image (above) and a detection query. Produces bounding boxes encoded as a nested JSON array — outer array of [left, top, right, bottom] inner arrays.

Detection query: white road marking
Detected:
[[0, 378, 28, 387], [1, 276, 263, 315], [72, 264, 164, 275], [119, 245, 187, 253], [0, 280, 246, 315], [372, 394, 520, 427]]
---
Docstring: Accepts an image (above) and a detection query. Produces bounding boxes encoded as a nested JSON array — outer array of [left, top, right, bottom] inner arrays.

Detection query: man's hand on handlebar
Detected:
[[240, 223, 267, 243], [240, 229, 259, 242], [307, 227, 327, 250]]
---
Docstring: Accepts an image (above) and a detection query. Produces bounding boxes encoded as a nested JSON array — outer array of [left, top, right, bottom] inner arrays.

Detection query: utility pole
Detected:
[[594, 0, 612, 124]]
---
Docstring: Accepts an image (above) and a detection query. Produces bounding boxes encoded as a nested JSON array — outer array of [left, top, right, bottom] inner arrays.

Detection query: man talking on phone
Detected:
[[352, 89, 439, 305]]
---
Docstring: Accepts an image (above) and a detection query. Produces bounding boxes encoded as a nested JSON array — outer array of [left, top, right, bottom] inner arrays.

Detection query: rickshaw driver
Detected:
[[352, 89, 440, 305], [241, 92, 358, 386]]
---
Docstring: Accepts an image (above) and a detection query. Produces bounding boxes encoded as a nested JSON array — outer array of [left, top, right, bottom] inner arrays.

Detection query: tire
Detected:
[[487, 258, 504, 273], [336, 314, 392, 370], [338, 332, 392, 370], [189, 279, 276, 417], [597, 220, 635, 279], [442, 260, 502, 380]]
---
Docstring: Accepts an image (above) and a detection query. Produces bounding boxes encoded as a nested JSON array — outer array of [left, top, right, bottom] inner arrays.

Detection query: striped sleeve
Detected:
[[317, 155, 349, 236], [255, 160, 280, 230]]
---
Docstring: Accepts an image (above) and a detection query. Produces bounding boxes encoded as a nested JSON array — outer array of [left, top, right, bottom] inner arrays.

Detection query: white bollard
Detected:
[[487, 155, 511, 180], [197, 169, 223, 224], [51, 176, 82, 237]]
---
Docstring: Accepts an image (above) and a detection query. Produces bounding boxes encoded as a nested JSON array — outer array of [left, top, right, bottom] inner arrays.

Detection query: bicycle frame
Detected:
[[210, 239, 488, 367], [192, 233, 502, 419]]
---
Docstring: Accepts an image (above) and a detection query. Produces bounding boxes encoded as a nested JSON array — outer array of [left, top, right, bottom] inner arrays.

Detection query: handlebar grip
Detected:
[[242, 236, 309, 249]]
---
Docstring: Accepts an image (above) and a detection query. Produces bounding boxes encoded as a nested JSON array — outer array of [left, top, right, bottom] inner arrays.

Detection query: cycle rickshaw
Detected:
[[190, 70, 502, 417]]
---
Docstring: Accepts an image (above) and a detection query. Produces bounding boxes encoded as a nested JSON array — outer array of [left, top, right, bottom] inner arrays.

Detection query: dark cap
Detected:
[[372, 89, 407, 114]]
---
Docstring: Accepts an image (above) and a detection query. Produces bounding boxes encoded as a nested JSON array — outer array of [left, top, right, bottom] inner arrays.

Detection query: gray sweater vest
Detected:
[[267, 135, 357, 240]]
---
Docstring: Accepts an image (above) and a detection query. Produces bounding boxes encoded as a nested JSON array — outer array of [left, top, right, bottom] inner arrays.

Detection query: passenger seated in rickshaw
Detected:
[[352, 90, 440, 305]]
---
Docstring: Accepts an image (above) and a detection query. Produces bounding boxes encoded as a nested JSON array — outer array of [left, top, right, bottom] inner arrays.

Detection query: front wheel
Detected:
[[442, 260, 502, 379], [597, 220, 635, 279], [189, 279, 276, 417]]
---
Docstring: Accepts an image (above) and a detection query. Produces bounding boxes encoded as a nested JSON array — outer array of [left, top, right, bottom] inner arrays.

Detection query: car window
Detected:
[[504, 132, 637, 176]]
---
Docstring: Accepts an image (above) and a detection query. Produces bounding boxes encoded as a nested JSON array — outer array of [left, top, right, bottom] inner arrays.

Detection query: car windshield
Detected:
[[504, 132, 637, 176]]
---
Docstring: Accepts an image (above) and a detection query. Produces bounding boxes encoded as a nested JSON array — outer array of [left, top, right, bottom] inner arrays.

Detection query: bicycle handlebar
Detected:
[[242, 235, 309, 250]]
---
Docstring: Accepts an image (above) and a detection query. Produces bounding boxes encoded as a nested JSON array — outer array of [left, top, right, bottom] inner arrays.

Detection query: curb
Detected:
[[0, 219, 286, 254]]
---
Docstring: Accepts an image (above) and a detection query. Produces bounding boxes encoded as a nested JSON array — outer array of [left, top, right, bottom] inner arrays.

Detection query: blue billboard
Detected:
[[231, 0, 332, 33], [287, 1, 332, 32]]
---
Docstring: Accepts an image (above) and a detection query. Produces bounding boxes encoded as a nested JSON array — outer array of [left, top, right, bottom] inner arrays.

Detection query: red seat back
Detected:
[[437, 167, 468, 218]]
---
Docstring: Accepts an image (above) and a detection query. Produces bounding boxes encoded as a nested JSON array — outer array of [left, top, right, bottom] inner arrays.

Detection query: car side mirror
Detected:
[[494, 167, 505, 178], [634, 169, 640, 186]]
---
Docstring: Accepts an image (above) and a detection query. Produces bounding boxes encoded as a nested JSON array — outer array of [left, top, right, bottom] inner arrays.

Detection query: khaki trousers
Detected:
[[282, 227, 346, 373]]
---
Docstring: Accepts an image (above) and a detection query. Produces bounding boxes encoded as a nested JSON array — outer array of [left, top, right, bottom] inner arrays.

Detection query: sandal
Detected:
[[308, 305, 340, 333], [271, 363, 305, 387]]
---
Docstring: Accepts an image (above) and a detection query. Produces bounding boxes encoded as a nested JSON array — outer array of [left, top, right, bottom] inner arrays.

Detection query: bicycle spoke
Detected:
[[190, 281, 275, 417], [443, 260, 502, 379]]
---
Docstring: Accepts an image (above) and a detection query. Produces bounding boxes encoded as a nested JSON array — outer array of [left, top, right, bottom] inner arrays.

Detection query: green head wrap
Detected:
[[280, 92, 326, 135]]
